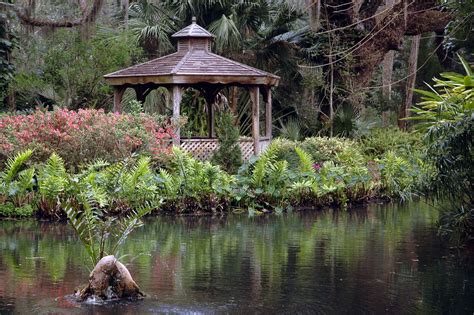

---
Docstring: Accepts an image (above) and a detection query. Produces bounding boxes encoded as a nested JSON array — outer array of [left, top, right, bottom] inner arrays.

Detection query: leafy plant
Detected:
[[0, 150, 36, 212], [0, 108, 175, 166], [212, 111, 243, 173], [65, 196, 155, 267], [408, 56, 473, 242]]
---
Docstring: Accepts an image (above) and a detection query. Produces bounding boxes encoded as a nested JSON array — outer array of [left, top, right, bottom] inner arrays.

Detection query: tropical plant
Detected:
[[128, 0, 176, 57], [212, 111, 243, 173], [158, 148, 234, 213], [409, 56, 473, 242], [65, 197, 154, 267], [0, 150, 35, 216]]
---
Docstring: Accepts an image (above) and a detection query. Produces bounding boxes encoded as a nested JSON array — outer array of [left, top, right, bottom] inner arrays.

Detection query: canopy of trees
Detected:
[[0, 0, 472, 135]]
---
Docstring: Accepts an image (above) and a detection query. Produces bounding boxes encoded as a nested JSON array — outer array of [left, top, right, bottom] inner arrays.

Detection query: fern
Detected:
[[130, 156, 152, 186], [295, 147, 315, 174], [17, 168, 35, 192], [110, 201, 156, 257], [38, 153, 68, 198], [2, 150, 33, 184], [64, 199, 100, 266]]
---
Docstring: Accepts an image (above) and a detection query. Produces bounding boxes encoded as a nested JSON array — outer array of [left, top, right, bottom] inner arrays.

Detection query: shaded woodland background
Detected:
[[0, 0, 472, 137]]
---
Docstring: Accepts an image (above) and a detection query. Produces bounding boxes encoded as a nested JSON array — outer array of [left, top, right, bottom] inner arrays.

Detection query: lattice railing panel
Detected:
[[180, 138, 262, 161]]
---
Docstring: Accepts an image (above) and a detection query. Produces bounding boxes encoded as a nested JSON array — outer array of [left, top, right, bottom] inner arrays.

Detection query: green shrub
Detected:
[[0, 131, 435, 219], [0, 203, 34, 217], [10, 29, 143, 110], [409, 56, 473, 243], [359, 127, 424, 158], [301, 137, 364, 164], [151, 148, 233, 213], [0, 108, 175, 167], [0, 150, 36, 213], [212, 111, 243, 173]]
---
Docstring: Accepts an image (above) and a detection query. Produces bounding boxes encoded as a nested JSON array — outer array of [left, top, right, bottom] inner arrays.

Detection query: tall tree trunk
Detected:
[[398, 34, 420, 130], [308, 0, 321, 31], [382, 52, 395, 99], [328, 33, 334, 136], [381, 0, 395, 100], [122, 0, 129, 30]]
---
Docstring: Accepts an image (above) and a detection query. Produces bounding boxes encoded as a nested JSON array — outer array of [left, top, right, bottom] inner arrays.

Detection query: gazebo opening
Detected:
[[104, 17, 280, 159]]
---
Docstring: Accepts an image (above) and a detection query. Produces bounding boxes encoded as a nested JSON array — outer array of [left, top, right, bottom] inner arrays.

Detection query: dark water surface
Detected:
[[1, 202, 473, 314]]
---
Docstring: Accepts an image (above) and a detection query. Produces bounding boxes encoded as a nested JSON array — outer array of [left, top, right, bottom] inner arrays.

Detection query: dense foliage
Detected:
[[410, 57, 474, 243], [0, 12, 15, 104], [0, 108, 175, 166], [0, 129, 432, 218], [1, 0, 468, 138], [9, 30, 143, 110]]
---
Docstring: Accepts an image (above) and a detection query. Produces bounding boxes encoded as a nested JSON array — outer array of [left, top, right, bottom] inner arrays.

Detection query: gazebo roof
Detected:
[[104, 19, 280, 86], [171, 18, 215, 38]]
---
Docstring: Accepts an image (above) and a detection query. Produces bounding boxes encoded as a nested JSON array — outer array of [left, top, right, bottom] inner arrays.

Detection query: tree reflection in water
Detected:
[[0, 201, 473, 314]]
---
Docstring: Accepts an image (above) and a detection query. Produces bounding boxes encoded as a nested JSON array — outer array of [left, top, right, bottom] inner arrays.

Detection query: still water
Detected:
[[0, 201, 473, 314]]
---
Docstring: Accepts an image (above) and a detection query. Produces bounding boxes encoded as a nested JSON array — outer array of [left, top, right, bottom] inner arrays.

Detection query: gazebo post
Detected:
[[207, 101, 214, 138], [171, 86, 182, 146], [262, 86, 272, 138], [250, 86, 260, 155], [113, 86, 126, 113]]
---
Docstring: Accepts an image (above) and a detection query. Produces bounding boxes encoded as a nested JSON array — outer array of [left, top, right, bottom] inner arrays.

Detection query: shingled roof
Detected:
[[104, 19, 279, 86], [172, 17, 215, 38]]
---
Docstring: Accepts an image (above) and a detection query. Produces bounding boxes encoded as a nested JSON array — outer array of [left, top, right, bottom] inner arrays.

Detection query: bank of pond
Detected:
[[0, 130, 432, 219]]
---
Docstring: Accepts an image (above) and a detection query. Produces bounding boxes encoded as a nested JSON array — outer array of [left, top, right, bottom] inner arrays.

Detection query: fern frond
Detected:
[[2, 150, 33, 183], [131, 156, 152, 186], [111, 202, 155, 256], [295, 147, 315, 174], [17, 168, 35, 191]]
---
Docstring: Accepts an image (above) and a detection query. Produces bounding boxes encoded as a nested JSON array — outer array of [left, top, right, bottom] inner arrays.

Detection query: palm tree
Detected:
[[128, 0, 177, 57]]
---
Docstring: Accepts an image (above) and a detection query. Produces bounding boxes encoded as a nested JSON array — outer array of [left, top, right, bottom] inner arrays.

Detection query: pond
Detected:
[[0, 201, 473, 314]]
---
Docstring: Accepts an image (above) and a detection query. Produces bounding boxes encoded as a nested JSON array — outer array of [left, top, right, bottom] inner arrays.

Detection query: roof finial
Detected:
[[192, 16, 197, 24]]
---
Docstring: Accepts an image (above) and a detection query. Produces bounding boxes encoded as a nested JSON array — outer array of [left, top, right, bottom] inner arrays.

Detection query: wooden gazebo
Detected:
[[104, 17, 280, 159]]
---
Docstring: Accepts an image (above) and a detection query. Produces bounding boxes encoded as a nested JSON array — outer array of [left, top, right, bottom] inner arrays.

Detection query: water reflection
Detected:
[[0, 202, 473, 314]]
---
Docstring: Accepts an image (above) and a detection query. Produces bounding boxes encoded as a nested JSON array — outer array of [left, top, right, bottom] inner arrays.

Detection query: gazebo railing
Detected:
[[181, 137, 271, 161]]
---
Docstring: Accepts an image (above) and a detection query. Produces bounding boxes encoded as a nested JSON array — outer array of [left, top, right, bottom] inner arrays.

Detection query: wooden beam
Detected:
[[207, 101, 215, 138], [171, 86, 182, 146], [249, 86, 260, 155], [104, 74, 280, 87], [262, 86, 272, 138], [113, 86, 125, 112]]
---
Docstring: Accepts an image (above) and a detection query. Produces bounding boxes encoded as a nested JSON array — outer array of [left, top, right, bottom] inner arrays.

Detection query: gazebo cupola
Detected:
[[104, 18, 280, 159], [173, 17, 214, 52]]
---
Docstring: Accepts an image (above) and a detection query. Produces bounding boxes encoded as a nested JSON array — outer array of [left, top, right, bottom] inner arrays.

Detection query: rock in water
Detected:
[[77, 255, 144, 300]]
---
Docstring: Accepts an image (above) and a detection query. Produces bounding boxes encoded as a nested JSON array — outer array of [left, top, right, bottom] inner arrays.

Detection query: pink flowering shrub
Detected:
[[0, 108, 175, 166]]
